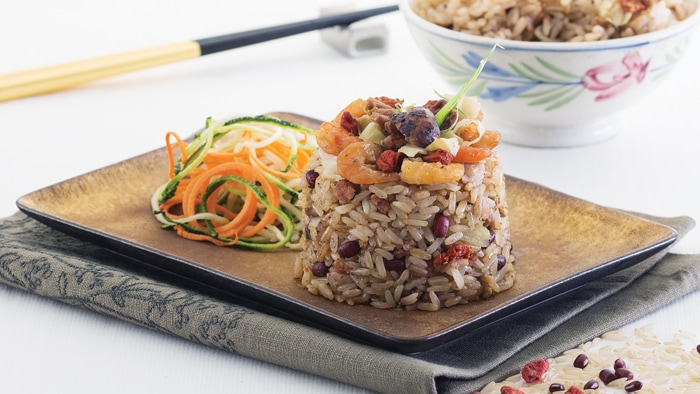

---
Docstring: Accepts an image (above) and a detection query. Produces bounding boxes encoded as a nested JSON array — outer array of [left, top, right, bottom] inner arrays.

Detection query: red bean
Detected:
[[497, 255, 506, 270], [583, 380, 599, 390], [383, 258, 405, 272], [338, 240, 360, 258], [432, 214, 449, 238], [624, 380, 643, 392], [615, 368, 634, 380], [311, 261, 329, 277], [599, 369, 617, 385], [305, 170, 319, 188], [548, 383, 565, 392], [614, 358, 627, 370], [573, 354, 589, 369]]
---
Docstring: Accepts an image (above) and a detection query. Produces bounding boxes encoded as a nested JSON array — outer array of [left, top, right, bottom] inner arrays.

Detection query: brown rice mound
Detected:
[[294, 117, 515, 311], [413, 0, 697, 42]]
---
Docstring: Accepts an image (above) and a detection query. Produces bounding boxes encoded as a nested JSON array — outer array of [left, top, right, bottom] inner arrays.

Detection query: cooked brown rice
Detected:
[[413, 0, 697, 41], [294, 129, 515, 311]]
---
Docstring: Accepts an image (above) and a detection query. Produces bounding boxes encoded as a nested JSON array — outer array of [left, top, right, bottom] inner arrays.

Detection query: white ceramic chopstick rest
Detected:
[[320, 5, 390, 57]]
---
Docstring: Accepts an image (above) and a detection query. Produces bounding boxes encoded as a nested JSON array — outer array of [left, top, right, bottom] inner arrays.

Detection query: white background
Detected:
[[0, 1, 698, 392]]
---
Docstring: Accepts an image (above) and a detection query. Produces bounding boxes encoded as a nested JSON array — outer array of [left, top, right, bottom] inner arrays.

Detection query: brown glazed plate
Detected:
[[17, 113, 677, 353]]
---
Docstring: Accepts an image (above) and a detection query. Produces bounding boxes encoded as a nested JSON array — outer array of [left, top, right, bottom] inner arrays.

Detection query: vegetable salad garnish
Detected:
[[151, 115, 316, 250]]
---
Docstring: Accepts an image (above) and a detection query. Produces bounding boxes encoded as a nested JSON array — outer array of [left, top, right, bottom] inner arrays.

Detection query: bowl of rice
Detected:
[[401, 0, 699, 147]]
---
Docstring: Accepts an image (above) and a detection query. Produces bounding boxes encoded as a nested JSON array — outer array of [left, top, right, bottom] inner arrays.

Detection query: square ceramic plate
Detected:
[[16, 112, 677, 354]]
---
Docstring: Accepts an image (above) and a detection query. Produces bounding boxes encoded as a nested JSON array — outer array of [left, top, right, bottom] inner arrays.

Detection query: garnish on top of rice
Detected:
[[294, 54, 515, 310]]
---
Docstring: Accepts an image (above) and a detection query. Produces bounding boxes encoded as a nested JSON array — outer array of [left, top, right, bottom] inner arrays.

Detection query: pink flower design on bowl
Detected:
[[581, 51, 651, 101]]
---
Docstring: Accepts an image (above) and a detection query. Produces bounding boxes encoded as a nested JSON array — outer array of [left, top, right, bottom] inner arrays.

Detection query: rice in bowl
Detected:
[[412, 0, 697, 41], [294, 95, 515, 311]]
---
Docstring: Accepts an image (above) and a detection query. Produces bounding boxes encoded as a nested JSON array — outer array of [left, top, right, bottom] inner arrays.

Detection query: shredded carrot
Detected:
[[165, 131, 189, 178], [152, 115, 316, 250]]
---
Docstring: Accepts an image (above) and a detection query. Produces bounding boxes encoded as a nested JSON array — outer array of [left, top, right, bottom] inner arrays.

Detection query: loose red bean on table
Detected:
[[599, 368, 617, 385], [583, 379, 599, 390], [573, 354, 589, 369], [624, 380, 643, 392], [614, 358, 627, 370], [615, 368, 634, 381]]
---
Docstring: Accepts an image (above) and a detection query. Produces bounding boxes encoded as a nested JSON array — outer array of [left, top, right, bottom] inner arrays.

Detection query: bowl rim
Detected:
[[400, 0, 700, 51]]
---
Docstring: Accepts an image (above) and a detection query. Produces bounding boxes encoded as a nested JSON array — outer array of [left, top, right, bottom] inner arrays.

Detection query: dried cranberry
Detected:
[[573, 354, 589, 369], [305, 170, 319, 188], [565, 387, 584, 394], [338, 240, 361, 258], [311, 261, 329, 277], [340, 111, 359, 135], [521, 359, 549, 383], [432, 214, 449, 238]]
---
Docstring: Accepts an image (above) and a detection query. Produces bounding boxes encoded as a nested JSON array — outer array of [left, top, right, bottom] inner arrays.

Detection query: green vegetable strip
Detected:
[[435, 44, 502, 127]]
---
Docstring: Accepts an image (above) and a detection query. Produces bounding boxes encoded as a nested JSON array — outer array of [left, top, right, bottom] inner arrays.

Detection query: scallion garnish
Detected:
[[435, 44, 502, 127]]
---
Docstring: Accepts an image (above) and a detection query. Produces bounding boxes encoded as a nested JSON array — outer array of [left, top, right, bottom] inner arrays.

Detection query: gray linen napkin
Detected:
[[0, 211, 697, 394]]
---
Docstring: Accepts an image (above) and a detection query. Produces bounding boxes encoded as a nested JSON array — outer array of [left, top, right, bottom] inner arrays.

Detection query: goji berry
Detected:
[[433, 243, 471, 265], [376, 150, 404, 173], [521, 358, 549, 383]]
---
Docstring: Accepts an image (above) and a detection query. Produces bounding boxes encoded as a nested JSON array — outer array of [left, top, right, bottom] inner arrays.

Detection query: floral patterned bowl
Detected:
[[400, 0, 700, 147]]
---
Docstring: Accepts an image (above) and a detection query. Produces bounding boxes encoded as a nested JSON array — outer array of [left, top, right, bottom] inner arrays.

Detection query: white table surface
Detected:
[[1, 1, 699, 393]]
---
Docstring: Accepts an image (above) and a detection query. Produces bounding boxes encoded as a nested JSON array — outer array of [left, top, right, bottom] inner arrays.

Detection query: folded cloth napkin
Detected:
[[0, 211, 697, 394]]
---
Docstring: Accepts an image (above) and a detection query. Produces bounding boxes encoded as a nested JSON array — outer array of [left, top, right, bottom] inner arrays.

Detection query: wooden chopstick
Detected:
[[0, 5, 398, 103]]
